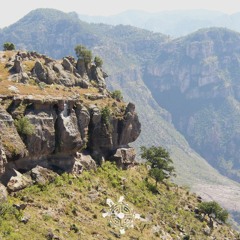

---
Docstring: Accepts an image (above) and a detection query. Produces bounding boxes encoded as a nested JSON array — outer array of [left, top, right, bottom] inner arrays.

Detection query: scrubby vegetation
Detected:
[[3, 42, 15, 51], [94, 56, 103, 67], [198, 201, 228, 224], [0, 162, 238, 240], [14, 116, 35, 137], [75, 45, 93, 64], [111, 90, 123, 101], [141, 146, 175, 186], [75, 45, 104, 68], [101, 106, 111, 125]]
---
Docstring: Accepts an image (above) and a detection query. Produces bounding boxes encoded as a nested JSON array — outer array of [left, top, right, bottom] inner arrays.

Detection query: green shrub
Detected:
[[111, 90, 123, 101], [101, 106, 111, 125], [3, 42, 15, 51], [38, 82, 47, 90], [14, 116, 35, 136], [140, 146, 175, 186], [198, 201, 229, 223], [75, 45, 92, 64], [94, 56, 103, 67]]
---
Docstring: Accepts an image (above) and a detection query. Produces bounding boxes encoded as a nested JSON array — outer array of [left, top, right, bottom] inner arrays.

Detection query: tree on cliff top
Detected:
[[140, 146, 175, 186], [94, 56, 103, 67], [75, 45, 92, 64], [3, 42, 15, 51]]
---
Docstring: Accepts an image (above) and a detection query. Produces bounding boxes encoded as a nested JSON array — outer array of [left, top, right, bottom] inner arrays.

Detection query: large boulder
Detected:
[[72, 152, 97, 174], [12, 55, 23, 73], [30, 166, 58, 185], [33, 60, 47, 82], [91, 66, 106, 88], [7, 169, 32, 192], [62, 57, 74, 73], [111, 147, 137, 169]]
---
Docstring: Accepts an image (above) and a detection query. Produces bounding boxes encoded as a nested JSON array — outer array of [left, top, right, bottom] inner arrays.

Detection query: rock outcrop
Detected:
[[0, 50, 141, 184], [110, 147, 137, 169], [0, 142, 7, 175], [30, 166, 58, 185], [0, 96, 140, 177], [7, 169, 32, 192]]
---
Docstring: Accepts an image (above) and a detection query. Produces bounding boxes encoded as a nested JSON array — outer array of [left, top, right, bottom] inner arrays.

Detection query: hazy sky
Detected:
[[1, 0, 240, 28]]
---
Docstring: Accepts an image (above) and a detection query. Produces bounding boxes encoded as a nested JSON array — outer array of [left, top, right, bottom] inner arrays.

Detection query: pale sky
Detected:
[[1, 0, 240, 28]]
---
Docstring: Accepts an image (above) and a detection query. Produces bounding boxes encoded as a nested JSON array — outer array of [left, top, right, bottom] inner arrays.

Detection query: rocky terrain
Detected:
[[1, 162, 240, 239], [0, 50, 140, 191], [1, 8, 240, 226], [144, 28, 240, 182]]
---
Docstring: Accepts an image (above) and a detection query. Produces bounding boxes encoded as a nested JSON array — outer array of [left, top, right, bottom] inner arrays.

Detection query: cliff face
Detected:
[[0, 50, 141, 183], [142, 28, 240, 181]]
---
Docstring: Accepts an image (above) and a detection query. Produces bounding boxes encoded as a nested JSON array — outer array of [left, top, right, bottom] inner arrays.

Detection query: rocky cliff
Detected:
[[143, 28, 240, 182], [2, 9, 240, 227], [0, 50, 141, 186]]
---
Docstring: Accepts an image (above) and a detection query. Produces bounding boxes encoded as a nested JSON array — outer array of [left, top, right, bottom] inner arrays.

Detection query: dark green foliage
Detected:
[[14, 116, 35, 136], [74, 45, 92, 64], [94, 56, 103, 67], [111, 90, 123, 101], [3, 42, 15, 51], [149, 168, 165, 185], [198, 201, 229, 223], [140, 146, 175, 186], [101, 106, 111, 125]]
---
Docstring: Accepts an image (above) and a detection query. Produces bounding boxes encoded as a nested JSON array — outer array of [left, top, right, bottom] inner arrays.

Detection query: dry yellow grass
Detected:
[[0, 50, 125, 112], [0, 79, 125, 112], [23, 60, 36, 72], [0, 63, 10, 81]]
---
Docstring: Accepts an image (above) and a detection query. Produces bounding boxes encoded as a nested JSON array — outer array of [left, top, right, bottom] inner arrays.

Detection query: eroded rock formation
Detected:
[[0, 51, 141, 185]]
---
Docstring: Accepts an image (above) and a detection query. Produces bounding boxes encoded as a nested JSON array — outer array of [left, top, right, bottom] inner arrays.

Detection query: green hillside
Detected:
[[1, 8, 240, 226], [1, 163, 239, 239]]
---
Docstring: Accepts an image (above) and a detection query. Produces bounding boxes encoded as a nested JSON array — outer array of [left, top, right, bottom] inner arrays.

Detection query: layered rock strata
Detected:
[[0, 51, 141, 184]]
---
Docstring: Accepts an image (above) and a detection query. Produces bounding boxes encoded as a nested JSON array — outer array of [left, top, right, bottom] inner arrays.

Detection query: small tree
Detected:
[[140, 146, 175, 186], [94, 56, 103, 67], [111, 90, 123, 101], [75, 45, 92, 64], [198, 201, 228, 224], [101, 106, 111, 126], [14, 116, 35, 137], [3, 42, 15, 51]]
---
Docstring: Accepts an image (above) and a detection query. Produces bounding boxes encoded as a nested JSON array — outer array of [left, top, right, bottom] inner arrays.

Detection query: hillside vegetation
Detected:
[[1, 8, 240, 226], [0, 163, 239, 240]]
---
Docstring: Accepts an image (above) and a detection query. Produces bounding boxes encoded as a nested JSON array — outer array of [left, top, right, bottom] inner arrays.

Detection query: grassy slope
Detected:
[[104, 68, 240, 216], [1, 8, 240, 225], [0, 163, 239, 240]]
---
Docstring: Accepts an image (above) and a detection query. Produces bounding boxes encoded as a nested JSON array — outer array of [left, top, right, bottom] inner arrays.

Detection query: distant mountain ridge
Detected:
[[79, 9, 240, 37], [143, 27, 240, 182], [1, 8, 240, 226]]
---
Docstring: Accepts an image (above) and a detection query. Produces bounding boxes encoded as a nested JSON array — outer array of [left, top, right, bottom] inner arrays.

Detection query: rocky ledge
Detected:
[[0, 50, 141, 189]]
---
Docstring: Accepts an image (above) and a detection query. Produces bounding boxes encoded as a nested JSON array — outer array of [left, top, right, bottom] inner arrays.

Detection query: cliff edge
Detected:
[[0, 50, 141, 187]]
